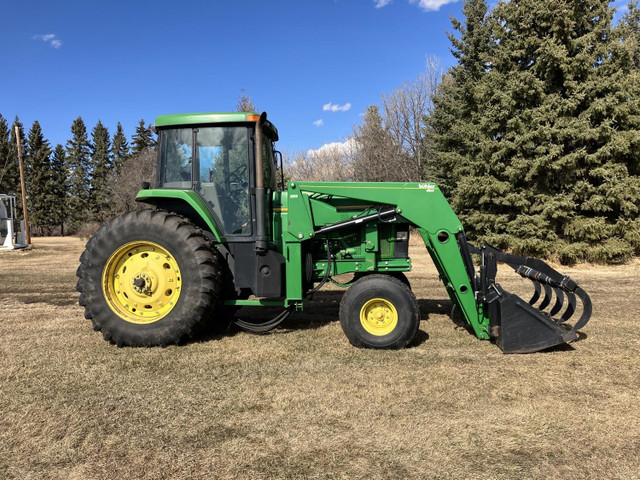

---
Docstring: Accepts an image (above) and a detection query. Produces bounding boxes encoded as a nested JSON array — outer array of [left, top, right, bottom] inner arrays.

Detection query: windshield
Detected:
[[159, 126, 250, 235]]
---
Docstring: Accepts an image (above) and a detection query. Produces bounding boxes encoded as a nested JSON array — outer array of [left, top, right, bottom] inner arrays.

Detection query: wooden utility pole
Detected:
[[15, 125, 31, 245]]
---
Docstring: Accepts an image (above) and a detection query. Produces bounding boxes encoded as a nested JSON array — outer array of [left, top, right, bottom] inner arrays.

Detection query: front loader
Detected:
[[77, 112, 591, 353]]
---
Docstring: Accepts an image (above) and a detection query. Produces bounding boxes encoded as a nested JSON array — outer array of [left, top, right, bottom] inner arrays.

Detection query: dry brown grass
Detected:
[[1, 237, 639, 480]]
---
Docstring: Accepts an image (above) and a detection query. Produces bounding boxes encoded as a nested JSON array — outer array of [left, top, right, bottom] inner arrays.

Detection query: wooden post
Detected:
[[15, 125, 31, 245]]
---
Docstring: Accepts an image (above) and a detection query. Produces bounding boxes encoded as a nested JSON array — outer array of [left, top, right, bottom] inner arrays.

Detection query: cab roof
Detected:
[[154, 112, 278, 141]]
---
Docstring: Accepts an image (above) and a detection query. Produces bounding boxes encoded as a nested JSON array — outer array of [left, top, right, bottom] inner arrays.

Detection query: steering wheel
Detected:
[[229, 164, 247, 186]]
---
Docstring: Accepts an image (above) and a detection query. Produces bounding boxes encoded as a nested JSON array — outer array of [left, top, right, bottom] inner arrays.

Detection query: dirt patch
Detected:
[[1, 236, 639, 479]]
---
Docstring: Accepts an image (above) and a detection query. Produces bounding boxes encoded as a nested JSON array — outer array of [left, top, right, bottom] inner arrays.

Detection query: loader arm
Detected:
[[290, 181, 490, 339], [291, 181, 592, 352]]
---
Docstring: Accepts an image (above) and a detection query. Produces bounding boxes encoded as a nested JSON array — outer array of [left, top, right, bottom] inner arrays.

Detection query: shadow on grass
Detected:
[[230, 292, 457, 333], [199, 291, 586, 353], [535, 331, 588, 353], [8, 293, 79, 307], [217, 290, 435, 348], [417, 298, 452, 317]]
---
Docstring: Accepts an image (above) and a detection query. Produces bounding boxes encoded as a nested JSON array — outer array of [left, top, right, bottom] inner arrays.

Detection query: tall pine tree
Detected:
[[26, 121, 53, 235], [426, 0, 493, 195], [50, 144, 68, 235], [90, 120, 112, 222], [353, 105, 399, 181], [433, 0, 639, 263], [131, 119, 155, 155], [0, 114, 18, 196], [66, 117, 92, 232], [618, 0, 640, 69], [112, 122, 130, 172]]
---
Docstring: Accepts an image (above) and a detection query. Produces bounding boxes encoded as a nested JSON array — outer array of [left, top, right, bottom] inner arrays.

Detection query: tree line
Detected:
[[288, 0, 640, 264], [0, 116, 156, 235]]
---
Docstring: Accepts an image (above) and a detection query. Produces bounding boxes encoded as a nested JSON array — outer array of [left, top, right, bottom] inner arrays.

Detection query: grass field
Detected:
[[1, 236, 639, 480]]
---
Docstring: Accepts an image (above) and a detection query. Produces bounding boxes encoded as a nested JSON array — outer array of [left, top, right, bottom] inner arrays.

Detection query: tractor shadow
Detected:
[[222, 291, 452, 348]]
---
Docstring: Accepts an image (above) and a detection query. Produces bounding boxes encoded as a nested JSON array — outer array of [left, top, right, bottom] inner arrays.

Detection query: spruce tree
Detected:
[[0, 114, 18, 196], [131, 119, 155, 155], [579, 0, 640, 261], [90, 120, 112, 222], [112, 122, 130, 172], [425, 0, 493, 196], [66, 117, 92, 232], [50, 144, 68, 235], [437, 0, 638, 263], [26, 121, 53, 235], [353, 105, 398, 181], [618, 1, 640, 69]]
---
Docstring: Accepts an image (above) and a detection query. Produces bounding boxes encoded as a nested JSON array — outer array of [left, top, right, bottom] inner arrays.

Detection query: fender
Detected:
[[136, 189, 225, 243]]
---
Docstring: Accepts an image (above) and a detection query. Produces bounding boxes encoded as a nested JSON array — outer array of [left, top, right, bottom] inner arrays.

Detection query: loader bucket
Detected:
[[470, 243, 592, 353], [491, 289, 590, 353]]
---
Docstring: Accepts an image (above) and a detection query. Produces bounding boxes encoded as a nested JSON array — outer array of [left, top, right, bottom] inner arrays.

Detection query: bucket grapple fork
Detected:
[[467, 243, 593, 353]]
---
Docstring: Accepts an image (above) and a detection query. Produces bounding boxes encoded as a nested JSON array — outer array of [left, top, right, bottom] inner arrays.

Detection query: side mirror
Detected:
[[274, 150, 285, 190]]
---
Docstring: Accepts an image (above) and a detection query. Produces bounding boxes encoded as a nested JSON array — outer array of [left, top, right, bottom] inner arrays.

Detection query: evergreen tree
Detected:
[[26, 121, 53, 235], [50, 144, 68, 235], [353, 105, 399, 181], [580, 0, 640, 261], [432, 0, 638, 263], [66, 117, 92, 232], [0, 114, 18, 196], [618, 1, 640, 69], [131, 119, 155, 155], [112, 122, 130, 172], [90, 120, 112, 222], [425, 0, 493, 195]]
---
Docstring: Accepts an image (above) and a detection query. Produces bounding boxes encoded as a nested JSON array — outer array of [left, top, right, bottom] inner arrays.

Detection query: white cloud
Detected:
[[374, 0, 393, 8], [409, 0, 458, 11], [323, 102, 352, 113], [307, 138, 360, 159], [33, 33, 62, 48], [312, 119, 324, 127]]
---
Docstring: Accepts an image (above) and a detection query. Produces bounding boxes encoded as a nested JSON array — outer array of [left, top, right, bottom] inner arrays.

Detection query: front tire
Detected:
[[76, 210, 223, 347], [339, 274, 419, 349]]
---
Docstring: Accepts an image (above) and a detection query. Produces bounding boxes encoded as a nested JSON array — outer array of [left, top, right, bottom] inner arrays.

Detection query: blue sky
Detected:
[[0, 0, 468, 154], [1, 0, 629, 155]]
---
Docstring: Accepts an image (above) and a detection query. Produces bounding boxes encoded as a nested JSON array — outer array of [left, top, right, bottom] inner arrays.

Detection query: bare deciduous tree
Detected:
[[354, 57, 442, 182], [108, 150, 156, 215], [236, 89, 258, 113], [381, 56, 441, 180], [285, 139, 358, 182]]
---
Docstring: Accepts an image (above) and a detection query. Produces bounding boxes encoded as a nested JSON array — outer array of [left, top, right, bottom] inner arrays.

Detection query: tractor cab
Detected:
[[147, 112, 285, 298]]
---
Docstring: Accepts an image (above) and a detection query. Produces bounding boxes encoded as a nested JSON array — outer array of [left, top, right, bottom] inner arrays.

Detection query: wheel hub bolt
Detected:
[[132, 273, 153, 294]]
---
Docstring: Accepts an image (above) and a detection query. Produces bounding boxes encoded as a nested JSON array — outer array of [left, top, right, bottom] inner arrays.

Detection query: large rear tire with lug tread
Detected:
[[339, 274, 419, 349], [76, 210, 223, 347]]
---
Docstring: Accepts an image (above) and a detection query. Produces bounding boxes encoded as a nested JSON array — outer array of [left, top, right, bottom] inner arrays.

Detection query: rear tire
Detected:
[[339, 274, 419, 349], [76, 210, 223, 347]]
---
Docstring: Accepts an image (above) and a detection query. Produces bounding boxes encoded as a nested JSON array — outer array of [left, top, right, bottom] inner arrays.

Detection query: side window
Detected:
[[160, 129, 192, 188]]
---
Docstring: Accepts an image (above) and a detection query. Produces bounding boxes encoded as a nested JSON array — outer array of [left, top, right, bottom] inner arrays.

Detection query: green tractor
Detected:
[[77, 112, 591, 353]]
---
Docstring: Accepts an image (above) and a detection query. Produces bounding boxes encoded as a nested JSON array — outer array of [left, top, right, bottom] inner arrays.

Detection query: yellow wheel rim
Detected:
[[360, 298, 398, 336], [102, 241, 182, 324]]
